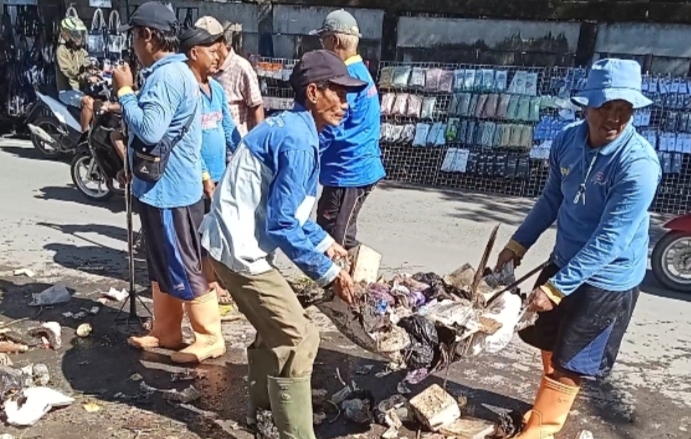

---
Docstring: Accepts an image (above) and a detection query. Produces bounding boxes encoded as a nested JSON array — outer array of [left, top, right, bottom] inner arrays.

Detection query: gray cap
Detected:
[[309, 9, 361, 37]]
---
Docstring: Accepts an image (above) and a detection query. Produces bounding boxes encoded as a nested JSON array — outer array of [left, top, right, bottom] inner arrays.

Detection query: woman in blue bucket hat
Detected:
[[495, 58, 662, 439]]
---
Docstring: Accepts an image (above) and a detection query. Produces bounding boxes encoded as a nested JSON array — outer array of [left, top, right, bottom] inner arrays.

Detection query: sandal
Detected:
[[217, 290, 234, 305]]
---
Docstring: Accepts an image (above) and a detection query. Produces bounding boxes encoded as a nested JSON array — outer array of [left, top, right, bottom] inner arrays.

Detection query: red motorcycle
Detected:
[[651, 214, 691, 292]]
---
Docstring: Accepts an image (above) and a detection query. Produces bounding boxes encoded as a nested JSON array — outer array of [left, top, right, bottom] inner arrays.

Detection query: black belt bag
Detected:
[[130, 103, 198, 182]]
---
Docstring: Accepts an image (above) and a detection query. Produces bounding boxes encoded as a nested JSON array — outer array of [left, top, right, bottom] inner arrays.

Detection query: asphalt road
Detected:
[[0, 138, 689, 439]]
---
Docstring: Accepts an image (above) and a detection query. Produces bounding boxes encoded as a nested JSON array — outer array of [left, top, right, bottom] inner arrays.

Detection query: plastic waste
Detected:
[[29, 284, 71, 307], [4, 386, 74, 426]]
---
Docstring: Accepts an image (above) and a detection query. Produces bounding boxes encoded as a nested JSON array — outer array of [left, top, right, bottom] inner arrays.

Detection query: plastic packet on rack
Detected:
[[495, 70, 508, 92], [525, 72, 539, 96], [464, 70, 477, 91], [441, 148, 458, 172], [425, 68, 442, 92], [528, 97, 541, 122], [380, 93, 395, 116], [467, 94, 480, 118], [390, 125, 404, 143], [446, 118, 460, 142], [454, 149, 470, 173], [500, 123, 512, 147], [392, 66, 412, 88], [506, 154, 519, 178], [508, 71, 527, 95], [492, 124, 503, 148], [509, 125, 523, 147], [453, 69, 465, 91], [421, 97, 438, 119], [402, 124, 416, 144], [458, 93, 472, 117], [427, 122, 443, 146], [520, 125, 534, 148], [474, 94, 489, 119], [434, 122, 447, 146], [438, 70, 454, 93], [496, 94, 511, 119], [483, 94, 499, 118], [379, 67, 395, 88], [516, 96, 531, 122], [466, 121, 477, 145], [481, 69, 496, 92], [448, 94, 461, 116], [409, 67, 426, 89], [392, 94, 409, 116], [406, 95, 423, 118], [505, 96, 519, 121], [413, 123, 431, 147], [381, 123, 394, 143]]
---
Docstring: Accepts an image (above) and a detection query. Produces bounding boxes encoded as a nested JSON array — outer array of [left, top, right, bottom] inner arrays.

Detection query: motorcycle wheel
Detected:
[[30, 116, 64, 159], [70, 150, 115, 202], [651, 230, 691, 293]]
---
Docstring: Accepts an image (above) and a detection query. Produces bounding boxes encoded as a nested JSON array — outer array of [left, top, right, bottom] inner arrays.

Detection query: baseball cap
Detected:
[[289, 50, 367, 93], [195, 16, 227, 36], [118, 1, 178, 33], [179, 27, 223, 53], [309, 9, 361, 37]]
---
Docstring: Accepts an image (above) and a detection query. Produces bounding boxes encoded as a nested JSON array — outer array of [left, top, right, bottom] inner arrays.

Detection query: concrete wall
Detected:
[[271, 4, 384, 61], [123, 0, 261, 54], [595, 22, 691, 75], [395, 16, 581, 66]]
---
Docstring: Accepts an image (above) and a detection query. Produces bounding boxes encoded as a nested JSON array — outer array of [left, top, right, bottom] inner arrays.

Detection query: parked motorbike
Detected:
[[26, 66, 111, 159], [651, 213, 691, 293]]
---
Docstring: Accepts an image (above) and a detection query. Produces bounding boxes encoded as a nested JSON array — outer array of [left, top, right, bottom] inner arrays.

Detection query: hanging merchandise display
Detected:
[[87, 8, 107, 59], [249, 55, 297, 114], [106, 10, 126, 63]]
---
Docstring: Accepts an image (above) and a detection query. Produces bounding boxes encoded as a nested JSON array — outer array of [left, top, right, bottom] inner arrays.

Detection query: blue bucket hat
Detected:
[[571, 58, 653, 110]]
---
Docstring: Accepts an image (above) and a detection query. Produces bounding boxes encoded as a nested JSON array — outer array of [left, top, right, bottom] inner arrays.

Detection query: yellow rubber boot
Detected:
[[515, 376, 579, 439], [128, 282, 184, 350], [541, 351, 554, 376], [170, 291, 226, 363]]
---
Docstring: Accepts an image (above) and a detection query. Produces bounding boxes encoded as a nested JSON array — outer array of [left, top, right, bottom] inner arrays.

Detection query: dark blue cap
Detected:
[[290, 50, 367, 93], [119, 1, 178, 33]]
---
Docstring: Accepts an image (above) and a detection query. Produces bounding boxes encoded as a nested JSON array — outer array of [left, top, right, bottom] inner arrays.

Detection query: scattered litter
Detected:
[[83, 402, 102, 413], [87, 306, 100, 315], [130, 373, 144, 382], [76, 323, 92, 338], [355, 364, 375, 375], [313, 411, 327, 425], [0, 434, 15, 439], [137, 380, 201, 404], [62, 311, 87, 320], [0, 354, 12, 366], [13, 268, 35, 278], [341, 392, 374, 424], [375, 394, 412, 439], [0, 365, 24, 400], [28, 322, 62, 349], [3, 386, 74, 426], [396, 381, 411, 395], [575, 431, 594, 439], [0, 342, 28, 354], [29, 284, 71, 307], [31, 364, 50, 386], [256, 408, 279, 439], [440, 417, 495, 438], [170, 370, 204, 382], [102, 287, 128, 302], [409, 384, 461, 432]]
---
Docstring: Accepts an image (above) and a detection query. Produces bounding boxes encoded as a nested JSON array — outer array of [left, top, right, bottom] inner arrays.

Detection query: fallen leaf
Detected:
[[83, 402, 102, 413]]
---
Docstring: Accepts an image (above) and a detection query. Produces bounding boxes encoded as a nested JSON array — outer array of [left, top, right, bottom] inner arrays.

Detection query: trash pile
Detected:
[[293, 226, 541, 385]]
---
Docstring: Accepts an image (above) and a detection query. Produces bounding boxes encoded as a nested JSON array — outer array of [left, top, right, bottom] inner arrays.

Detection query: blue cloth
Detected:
[[572, 58, 652, 109], [200, 78, 239, 182], [511, 120, 661, 295], [319, 56, 385, 188], [58, 90, 84, 108], [199, 103, 340, 286], [120, 53, 203, 208]]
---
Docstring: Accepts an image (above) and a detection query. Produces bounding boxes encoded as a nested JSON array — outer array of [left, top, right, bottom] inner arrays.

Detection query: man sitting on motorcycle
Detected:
[[56, 17, 99, 133]]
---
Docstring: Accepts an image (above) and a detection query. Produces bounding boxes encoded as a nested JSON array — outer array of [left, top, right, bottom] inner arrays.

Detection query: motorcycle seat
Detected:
[[67, 106, 83, 122]]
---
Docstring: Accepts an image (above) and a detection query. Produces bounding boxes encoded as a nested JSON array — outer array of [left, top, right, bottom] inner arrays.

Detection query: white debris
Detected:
[[29, 284, 71, 307], [76, 323, 92, 338], [575, 431, 594, 439], [102, 287, 128, 302], [13, 268, 35, 278], [0, 434, 16, 439], [409, 384, 461, 432], [469, 292, 523, 356], [4, 387, 74, 426]]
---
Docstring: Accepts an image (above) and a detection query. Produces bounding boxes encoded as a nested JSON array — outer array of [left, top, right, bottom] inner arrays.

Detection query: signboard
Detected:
[[89, 0, 113, 8]]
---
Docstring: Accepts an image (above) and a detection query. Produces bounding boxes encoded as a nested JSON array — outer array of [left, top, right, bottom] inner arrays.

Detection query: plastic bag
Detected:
[[467, 94, 479, 117], [496, 94, 511, 119], [87, 8, 107, 58], [528, 97, 541, 122], [520, 125, 534, 148], [380, 93, 395, 116], [381, 123, 394, 142], [409, 67, 426, 89], [509, 124, 523, 147], [425, 68, 442, 92], [402, 124, 416, 144], [474, 94, 488, 119], [438, 70, 454, 93], [506, 95, 520, 120], [434, 122, 447, 146], [483, 93, 499, 119], [392, 66, 412, 88], [391, 124, 405, 143], [464, 70, 476, 91], [413, 123, 430, 147], [441, 148, 458, 172], [525, 72, 539, 96], [453, 69, 465, 91], [495, 70, 508, 92], [427, 122, 442, 146], [107, 10, 126, 60], [481, 69, 495, 92], [406, 95, 423, 118], [446, 118, 460, 142], [508, 71, 527, 95], [398, 316, 439, 370], [379, 67, 395, 88], [516, 96, 532, 122], [420, 97, 437, 119], [392, 94, 409, 116], [457, 93, 472, 117]]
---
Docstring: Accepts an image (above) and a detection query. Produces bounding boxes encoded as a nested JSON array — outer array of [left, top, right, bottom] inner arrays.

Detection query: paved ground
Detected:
[[0, 138, 689, 439]]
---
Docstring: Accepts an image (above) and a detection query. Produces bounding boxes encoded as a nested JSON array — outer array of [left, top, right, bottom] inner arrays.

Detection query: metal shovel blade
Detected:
[[27, 124, 56, 144], [470, 223, 500, 295]]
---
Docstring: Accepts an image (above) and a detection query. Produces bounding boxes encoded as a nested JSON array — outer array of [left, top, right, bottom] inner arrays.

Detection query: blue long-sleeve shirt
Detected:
[[120, 53, 203, 208], [319, 55, 386, 187], [510, 121, 661, 296], [199, 103, 340, 286], [200, 78, 240, 182]]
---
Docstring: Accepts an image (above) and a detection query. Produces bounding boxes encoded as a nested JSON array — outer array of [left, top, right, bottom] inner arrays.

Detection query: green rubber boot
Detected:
[[246, 348, 276, 426], [268, 375, 317, 439]]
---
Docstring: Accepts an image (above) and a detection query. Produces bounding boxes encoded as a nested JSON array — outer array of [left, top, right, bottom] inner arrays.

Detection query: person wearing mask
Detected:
[[495, 59, 661, 439], [196, 16, 264, 138], [199, 50, 361, 439], [112, 1, 225, 364], [310, 10, 385, 250], [56, 17, 98, 133], [179, 24, 240, 306]]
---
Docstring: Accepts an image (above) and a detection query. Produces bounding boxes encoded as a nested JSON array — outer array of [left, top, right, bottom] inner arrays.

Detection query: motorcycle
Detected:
[[26, 62, 110, 159], [651, 213, 691, 293]]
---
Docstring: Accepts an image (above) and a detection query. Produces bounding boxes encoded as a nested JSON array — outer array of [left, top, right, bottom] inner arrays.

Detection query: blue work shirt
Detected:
[[199, 103, 340, 286], [120, 53, 202, 208], [319, 55, 386, 188], [511, 121, 661, 295], [200, 78, 239, 183]]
